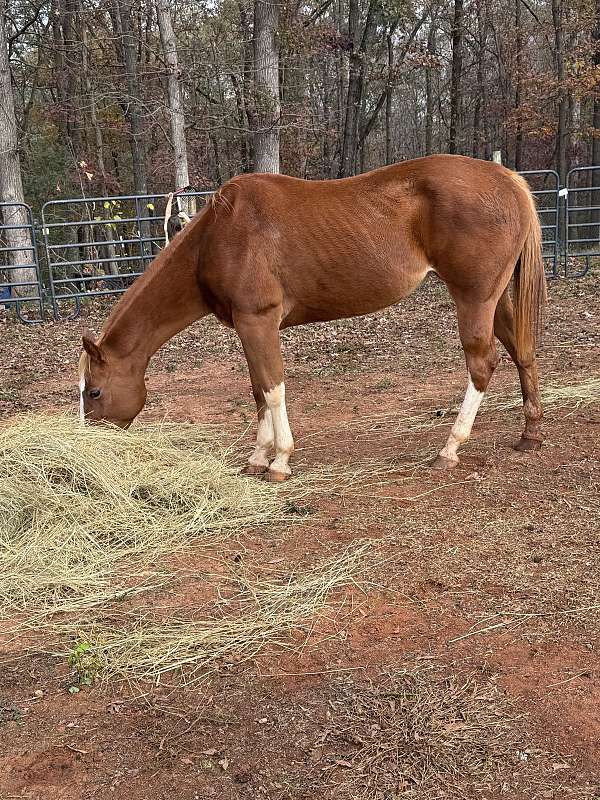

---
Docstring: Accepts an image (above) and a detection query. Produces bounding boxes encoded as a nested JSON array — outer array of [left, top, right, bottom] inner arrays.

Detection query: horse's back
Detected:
[[209, 155, 530, 249]]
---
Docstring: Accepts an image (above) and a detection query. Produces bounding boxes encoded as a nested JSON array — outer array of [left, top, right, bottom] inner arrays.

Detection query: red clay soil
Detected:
[[0, 274, 599, 799]]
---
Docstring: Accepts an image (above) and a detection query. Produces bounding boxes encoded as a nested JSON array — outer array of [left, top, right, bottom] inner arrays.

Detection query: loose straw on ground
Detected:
[[54, 541, 372, 684], [338, 377, 600, 439], [324, 668, 520, 800]]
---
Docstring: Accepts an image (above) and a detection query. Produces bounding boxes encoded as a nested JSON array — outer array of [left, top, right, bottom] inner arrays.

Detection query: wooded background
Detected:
[[1, 0, 599, 210]]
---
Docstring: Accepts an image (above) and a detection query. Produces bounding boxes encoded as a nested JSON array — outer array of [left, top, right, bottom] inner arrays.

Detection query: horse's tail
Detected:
[[511, 173, 547, 357]]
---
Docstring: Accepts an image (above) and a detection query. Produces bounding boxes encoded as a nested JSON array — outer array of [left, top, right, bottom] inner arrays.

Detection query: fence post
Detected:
[[0, 202, 44, 322]]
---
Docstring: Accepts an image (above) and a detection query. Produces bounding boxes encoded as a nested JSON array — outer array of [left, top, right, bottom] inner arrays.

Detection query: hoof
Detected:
[[431, 454, 459, 470], [514, 436, 542, 453], [264, 469, 291, 483], [241, 463, 268, 476]]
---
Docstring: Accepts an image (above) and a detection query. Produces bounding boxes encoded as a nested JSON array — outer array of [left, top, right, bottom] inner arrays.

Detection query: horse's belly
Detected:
[[282, 261, 431, 326]]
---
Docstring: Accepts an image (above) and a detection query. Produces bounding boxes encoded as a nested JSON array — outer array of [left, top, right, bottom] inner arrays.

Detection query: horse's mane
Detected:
[[209, 179, 240, 215]]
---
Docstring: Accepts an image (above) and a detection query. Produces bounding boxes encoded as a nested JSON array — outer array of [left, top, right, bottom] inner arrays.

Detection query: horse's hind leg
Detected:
[[234, 308, 294, 482], [494, 289, 543, 451], [433, 298, 499, 469]]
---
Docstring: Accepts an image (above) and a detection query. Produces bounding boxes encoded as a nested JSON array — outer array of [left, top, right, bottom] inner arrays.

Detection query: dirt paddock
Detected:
[[0, 272, 599, 799]]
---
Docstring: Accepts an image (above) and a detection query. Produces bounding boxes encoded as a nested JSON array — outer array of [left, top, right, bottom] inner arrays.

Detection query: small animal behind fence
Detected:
[[164, 189, 192, 244]]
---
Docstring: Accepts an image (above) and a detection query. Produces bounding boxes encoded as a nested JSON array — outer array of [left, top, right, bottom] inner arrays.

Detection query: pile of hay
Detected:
[[0, 414, 286, 616], [0, 415, 373, 684]]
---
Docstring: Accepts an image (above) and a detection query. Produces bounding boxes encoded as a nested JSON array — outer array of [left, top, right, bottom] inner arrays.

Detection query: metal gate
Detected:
[[0, 202, 44, 323], [565, 167, 600, 278], [42, 191, 212, 320], [517, 170, 560, 277], [4, 168, 598, 326]]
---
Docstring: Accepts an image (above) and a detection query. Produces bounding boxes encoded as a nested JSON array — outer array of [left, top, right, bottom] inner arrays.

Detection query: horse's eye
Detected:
[[89, 388, 102, 400]]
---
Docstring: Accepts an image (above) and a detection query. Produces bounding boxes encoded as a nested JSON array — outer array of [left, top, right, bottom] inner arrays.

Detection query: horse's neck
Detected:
[[100, 235, 207, 363]]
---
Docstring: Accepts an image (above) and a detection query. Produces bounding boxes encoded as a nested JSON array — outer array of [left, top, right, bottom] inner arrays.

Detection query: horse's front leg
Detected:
[[242, 377, 274, 475], [234, 308, 294, 482]]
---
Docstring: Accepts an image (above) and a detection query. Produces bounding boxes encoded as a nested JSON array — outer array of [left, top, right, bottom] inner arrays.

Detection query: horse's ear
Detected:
[[82, 331, 105, 364]]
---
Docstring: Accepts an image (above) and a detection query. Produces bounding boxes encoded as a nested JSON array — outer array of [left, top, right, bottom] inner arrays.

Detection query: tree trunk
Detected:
[[50, 0, 68, 139], [339, 0, 359, 177], [156, 0, 190, 199], [588, 0, 600, 236], [114, 0, 148, 195], [230, 72, 250, 172], [385, 35, 393, 164], [514, 0, 523, 170], [592, 0, 600, 168], [339, 0, 379, 177], [552, 0, 567, 183], [335, 0, 345, 175], [253, 0, 280, 173], [425, 18, 437, 156], [62, 0, 83, 162], [472, 0, 487, 158], [0, 0, 37, 295], [279, 4, 305, 177], [239, 2, 256, 170], [448, 0, 464, 154], [82, 24, 107, 193], [322, 60, 332, 176]]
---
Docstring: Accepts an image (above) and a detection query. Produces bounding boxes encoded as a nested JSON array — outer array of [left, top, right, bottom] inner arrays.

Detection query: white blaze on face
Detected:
[[264, 382, 294, 475], [79, 374, 86, 424], [438, 376, 485, 462], [78, 351, 90, 425]]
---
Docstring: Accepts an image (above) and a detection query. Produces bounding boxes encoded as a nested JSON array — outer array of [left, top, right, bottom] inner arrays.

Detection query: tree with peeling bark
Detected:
[[0, 0, 36, 296], [156, 0, 190, 198]]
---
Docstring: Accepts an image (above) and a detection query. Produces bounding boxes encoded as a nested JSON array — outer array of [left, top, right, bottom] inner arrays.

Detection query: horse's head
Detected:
[[79, 332, 147, 427]]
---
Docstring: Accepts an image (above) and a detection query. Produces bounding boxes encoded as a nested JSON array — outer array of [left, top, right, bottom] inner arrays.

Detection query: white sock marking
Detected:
[[248, 409, 274, 468], [439, 376, 485, 461], [264, 382, 294, 475]]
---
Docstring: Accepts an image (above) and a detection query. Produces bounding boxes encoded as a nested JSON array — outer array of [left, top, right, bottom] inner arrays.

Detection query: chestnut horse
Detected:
[[79, 155, 546, 481]]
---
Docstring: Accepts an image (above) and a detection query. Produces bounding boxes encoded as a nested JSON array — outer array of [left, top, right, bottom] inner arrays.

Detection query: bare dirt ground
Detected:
[[0, 273, 599, 799]]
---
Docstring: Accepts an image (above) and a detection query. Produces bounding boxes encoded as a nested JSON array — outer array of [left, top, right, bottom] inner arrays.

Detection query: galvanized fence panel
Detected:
[[565, 167, 600, 278], [0, 202, 44, 323], [6, 167, 599, 326], [517, 170, 560, 277], [42, 191, 212, 320]]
